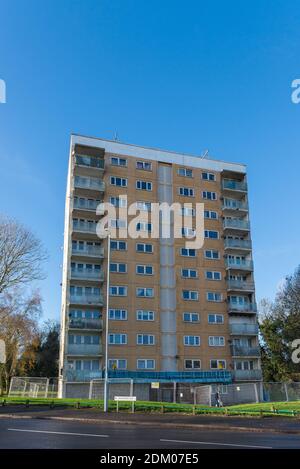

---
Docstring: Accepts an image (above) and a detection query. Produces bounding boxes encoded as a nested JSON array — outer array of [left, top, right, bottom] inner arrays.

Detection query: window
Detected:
[[108, 359, 127, 370], [69, 309, 100, 319], [204, 210, 218, 219], [208, 314, 224, 324], [205, 271, 221, 281], [110, 219, 127, 229], [68, 334, 99, 345], [185, 359, 201, 369], [111, 156, 127, 167], [136, 180, 152, 191], [108, 309, 127, 320], [210, 359, 226, 369], [136, 265, 154, 275], [182, 227, 195, 237], [136, 201, 152, 211], [136, 310, 155, 321], [136, 243, 153, 253], [110, 176, 127, 187], [204, 249, 220, 259], [137, 359, 155, 370], [181, 269, 198, 278], [183, 312, 200, 323], [180, 248, 196, 257], [178, 168, 193, 177], [68, 359, 100, 371], [202, 172, 216, 181], [205, 230, 219, 239], [136, 287, 154, 297], [209, 336, 225, 347], [109, 196, 127, 208], [182, 290, 199, 301], [179, 187, 194, 197], [137, 334, 155, 345], [109, 286, 128, 296], [202, 191, 217, 200], [136, 161, 152, 171], [110, 263, 127, 273], [136, 222, 152, 232], [207, 292, 222, 302], [109, 334, 127, 345], [184, 336, 200, 346], [110, 240, 127, 251], [181, 207, 195, 217], [235, 360, 254, 371]]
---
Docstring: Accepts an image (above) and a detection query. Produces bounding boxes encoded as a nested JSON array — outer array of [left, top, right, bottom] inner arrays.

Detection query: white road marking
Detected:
[[160, 439, 272, 449], [7, 428, 109, 438]]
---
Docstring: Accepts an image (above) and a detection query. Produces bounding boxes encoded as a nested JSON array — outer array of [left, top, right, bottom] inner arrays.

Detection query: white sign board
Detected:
[[0, 340, 6, 364], [151, 382, 160, 389]]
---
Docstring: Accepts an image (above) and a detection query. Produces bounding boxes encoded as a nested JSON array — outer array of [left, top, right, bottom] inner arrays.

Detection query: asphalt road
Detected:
[[0, 417, 299, 449]]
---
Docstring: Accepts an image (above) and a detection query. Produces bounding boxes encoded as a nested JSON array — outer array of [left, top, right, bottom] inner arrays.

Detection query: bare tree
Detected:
[[0, 216, 47, 296], [0, 290, 42, 393]]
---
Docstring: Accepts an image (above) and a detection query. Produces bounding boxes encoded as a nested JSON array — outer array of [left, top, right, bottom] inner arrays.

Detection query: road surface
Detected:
[[0, 416, 299, 449]]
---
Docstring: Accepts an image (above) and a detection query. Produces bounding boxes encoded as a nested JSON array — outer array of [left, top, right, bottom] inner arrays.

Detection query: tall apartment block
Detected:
[[58, 134, 262, 398]]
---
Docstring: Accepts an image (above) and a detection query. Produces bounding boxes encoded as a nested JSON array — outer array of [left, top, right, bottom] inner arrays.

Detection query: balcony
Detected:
[[69, 318, 103, 331], [74, 176, 105, 192], [73, 198, 100, 211], [67, 343, 103, 356], [230, 323, 259, 335], [72, 246, 104, 258], [226, 259, 254, 271], [232, 369, 262, 381], [223, 219, 250, 231], [70, 269, 104, 282], [72, 220, 97, 234], [65, 369, 103, 382], [230, 345, 260, 357], [75, 154, 105, 170], [222, 198, 248, 211], [69, 293, 104, 306], [227, 280, 255, 292], [228, 302, 257, 314], [222, 179, 247, 192], [224, 238, 252, 251]]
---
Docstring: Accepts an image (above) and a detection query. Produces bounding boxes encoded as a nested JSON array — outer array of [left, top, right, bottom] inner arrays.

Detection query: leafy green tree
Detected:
[[259, 266, 300, 382]]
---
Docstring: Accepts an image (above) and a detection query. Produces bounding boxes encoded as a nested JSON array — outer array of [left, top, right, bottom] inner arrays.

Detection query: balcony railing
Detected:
[[226, 259, 254, 271], [230, 323, 259, 335], [228, 302, 257, 313], [67, 343, 103, 356], [222, 199, 248, 211], [69, 318, 103, 330], [69, 293, 104, 306], [227, 280, 255, 291], [230, 345, 260, 357], [232, 369, 262, 381], [223, 219, 250, 230], [70, 269, 104, 281], [75, 154, 105, 170], [74, 177, 105, 191], [73, 198, 100, 211], [72, 246, 104, 258], [72, 221, 97, 233], [65, 370, 103, 382], [222, 179, 247, 192], [224, 238, 252, 250]]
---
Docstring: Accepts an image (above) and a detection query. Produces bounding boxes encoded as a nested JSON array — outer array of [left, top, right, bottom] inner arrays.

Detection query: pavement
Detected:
[[1, 415, 300, 449]]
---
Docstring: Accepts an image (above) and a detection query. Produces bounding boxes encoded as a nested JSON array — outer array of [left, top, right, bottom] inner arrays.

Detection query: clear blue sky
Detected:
[[0, 0, 300, 322]]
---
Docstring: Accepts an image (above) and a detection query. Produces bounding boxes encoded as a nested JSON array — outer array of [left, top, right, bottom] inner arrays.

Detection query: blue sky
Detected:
[[0, 0, 300, 322]]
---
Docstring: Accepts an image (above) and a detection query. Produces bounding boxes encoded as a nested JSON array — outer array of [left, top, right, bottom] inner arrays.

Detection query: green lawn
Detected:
[[1, 396, 300, 417]]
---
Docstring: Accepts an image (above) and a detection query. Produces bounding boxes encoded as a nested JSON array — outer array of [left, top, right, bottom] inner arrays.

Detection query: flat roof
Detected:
[[71, 133, 246, 174]]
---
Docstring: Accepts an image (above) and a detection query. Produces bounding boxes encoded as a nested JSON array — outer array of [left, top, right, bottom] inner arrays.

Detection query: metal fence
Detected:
[[9, 377, 59, 398]]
